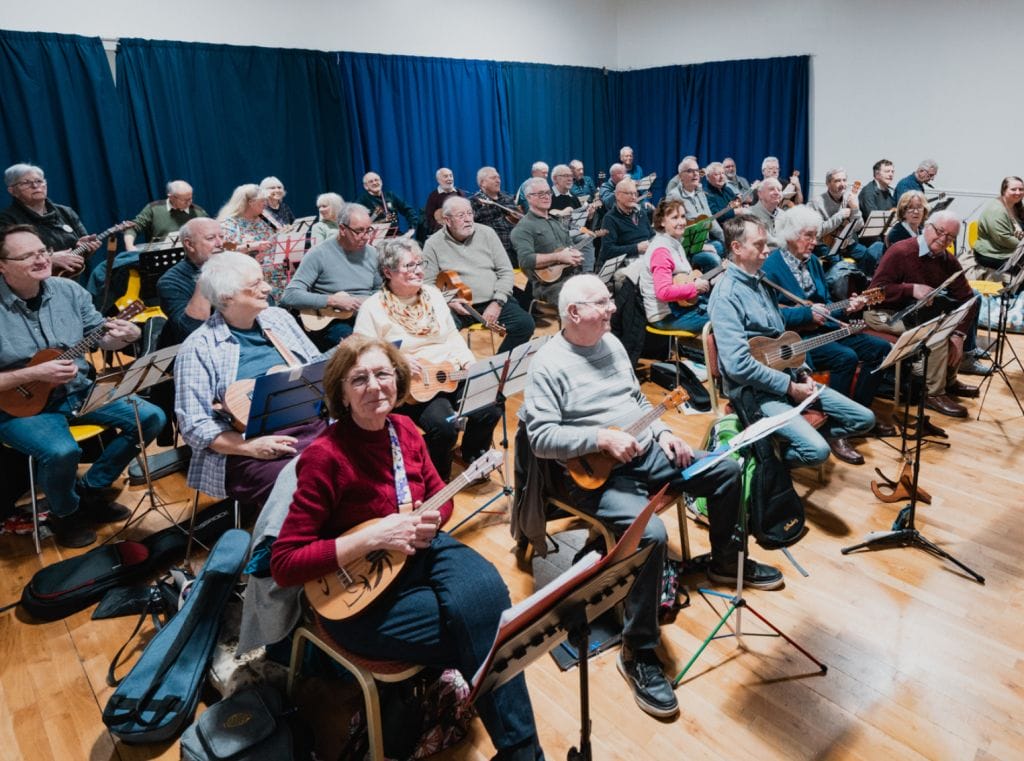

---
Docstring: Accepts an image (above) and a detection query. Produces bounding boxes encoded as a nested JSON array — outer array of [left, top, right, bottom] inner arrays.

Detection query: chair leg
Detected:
[[674, 496, 691, 563], [28, 455, 40, 555]]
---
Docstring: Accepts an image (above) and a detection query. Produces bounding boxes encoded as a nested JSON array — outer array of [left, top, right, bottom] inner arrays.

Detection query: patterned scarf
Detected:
[[381, 287, 439, 337]]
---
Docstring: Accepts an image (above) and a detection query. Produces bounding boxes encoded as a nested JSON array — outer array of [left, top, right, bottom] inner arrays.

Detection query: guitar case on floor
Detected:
[[102, 529, 250, 745]]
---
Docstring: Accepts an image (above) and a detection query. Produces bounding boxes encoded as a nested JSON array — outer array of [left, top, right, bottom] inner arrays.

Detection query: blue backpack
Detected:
[[102, 529, 250, 744]]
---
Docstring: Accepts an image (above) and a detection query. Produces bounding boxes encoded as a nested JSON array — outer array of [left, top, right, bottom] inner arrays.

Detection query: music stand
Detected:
[[843, 303, 985, 584], [928, 196, 955, 215], [447, 337, 552, 533], [861, 209, 896, 243], [243, 359, 328, 439], [75, 345, 184, 535], [681, 221, 710, 258], [596, 255, 627, 288], [976, 266, 1024, 419], [470, 485, 670, 761]]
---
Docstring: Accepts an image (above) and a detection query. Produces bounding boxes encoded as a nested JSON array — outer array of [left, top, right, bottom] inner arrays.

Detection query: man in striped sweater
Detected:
[[520, 274, 782, 720]]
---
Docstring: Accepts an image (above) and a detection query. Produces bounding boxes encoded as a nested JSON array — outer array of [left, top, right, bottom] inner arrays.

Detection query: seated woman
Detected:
[[175, 251, 326, 508], [885, 190, 928, 249], [638, 198, 712, 333], [217, 183, 287, 301], [309, 192, 344, 246], [354, 238, 500, 480], [974, 176, 1024, 271], [260, 176, 295, 228], [269, 335, 544, 761]]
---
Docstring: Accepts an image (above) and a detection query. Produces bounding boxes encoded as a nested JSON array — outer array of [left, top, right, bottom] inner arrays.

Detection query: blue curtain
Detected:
[[611, 56, 809, 196], [500, 62, 613, 187], [336, 52, 512, 210], [116, 39, 353, 229], [0, 30, 139, 231]]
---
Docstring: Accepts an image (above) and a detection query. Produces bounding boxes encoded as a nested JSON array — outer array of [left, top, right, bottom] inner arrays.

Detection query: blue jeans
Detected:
[[309, 317, 354, 352], [653, 304, 710, 333], [568, 444, 742, 651], [323, 532, 538, 752], [0, 393, 166, 517], [756, 386, 875, 467], [807, 332, 890, 407], [692, 249, 722, 273]]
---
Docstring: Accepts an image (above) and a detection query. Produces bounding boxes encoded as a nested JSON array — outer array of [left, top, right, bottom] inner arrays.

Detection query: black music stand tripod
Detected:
[[842, 321, 985, 584], [976, 264, 1024, 419]]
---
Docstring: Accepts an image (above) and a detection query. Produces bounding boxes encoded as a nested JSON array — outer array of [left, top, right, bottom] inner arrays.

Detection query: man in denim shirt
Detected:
[[0, 225, 165, 547]]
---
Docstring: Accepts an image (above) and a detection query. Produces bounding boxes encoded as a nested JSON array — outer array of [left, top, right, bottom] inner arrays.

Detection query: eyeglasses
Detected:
[[14, 178, 46, 188], [576, 297, 613, 310], [345, 369, 396, 389], [343, 224, 374, 237], [928, 224, 957, 241], [2, 246, 52, 262], [396, 260, 424, 272], [617, 190, 639, 197], [527, 190, 552, 198], [446, 211, 474, 221], [681, 168, 701, 174]]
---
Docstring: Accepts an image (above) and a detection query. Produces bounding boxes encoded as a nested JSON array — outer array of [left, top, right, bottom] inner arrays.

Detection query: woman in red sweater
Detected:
[[271, 335, 544, 761]]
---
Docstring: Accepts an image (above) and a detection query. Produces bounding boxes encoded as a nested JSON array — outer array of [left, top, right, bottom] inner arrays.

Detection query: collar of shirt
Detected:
[[0, 275, 50, 310], [443, 226, 475, 247], [781, 249, 814, 291], [917, 235, 932, 258]]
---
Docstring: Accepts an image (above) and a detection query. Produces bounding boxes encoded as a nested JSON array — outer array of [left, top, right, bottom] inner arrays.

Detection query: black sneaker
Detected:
[[48, 512, 97, 548], [707, 557, 784, 590], [616, 648, 679, 718], [76, 482, 132, 524]]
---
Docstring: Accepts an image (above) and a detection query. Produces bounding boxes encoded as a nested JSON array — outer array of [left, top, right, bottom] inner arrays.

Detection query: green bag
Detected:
[[690, 415, 752, 519]]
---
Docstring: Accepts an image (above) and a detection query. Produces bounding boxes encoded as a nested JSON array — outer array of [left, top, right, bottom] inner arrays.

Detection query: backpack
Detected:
[[730, 387, 807, 550], [102, 529, 250, 744], [180, 684, 315, 761]]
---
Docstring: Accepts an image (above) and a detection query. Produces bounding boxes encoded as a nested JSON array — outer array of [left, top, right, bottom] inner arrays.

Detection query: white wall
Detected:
[[615, 0, 1020, 217], [1, 0, 618, 68]]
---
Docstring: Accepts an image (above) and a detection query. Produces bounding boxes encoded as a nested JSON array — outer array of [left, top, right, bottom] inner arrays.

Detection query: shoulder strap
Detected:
[[262, 327, 301, 368]]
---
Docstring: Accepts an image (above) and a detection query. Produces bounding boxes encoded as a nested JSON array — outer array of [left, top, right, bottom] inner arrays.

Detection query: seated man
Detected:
[[708, 217, 875, 467], [722, 157, 751, 196], [422, 196, 535, 354], [280, 203, 381, 351], [521, 273, 782, 718], [423, 167, 465, 236], [704, 161, 741, 222], [551, 164, 599, 270], [894, 159, 938, 201], [515, 161, 549, 210], [0, 163, 100, 276], [511, 177, 584, 306], [761, 156, 803, 206], [0, 225, 165, 547], [598, 163, 627, 209], [354, 171, 419, 235], [810, 168, 883, 275], [569, 159, 597, 201], [761, 206, 895, 454], [600, 179, 654, 265], [864, 210, 980, 419], [619, 145, 644, 181], [666, 156, 725, 259], [745, 178, 786, 250], [157, 217, 224, 346], [125, 180, 206, 250], [858, 159, 897, 221], [470, 166, 521, 266]]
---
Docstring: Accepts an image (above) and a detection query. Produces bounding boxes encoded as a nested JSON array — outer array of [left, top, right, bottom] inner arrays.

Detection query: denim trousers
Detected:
[[0, 393, 165, 517], [756, 386, 875, 467], [323, 532, 538, 752], [569, 444, 742, 651]]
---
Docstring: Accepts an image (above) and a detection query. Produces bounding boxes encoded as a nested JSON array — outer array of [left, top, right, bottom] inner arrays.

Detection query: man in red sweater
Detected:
[[864, 211, 979, 418]]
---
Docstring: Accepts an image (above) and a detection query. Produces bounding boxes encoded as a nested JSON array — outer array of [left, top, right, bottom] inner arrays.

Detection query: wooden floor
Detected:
[[2, 323, 1023, 761]]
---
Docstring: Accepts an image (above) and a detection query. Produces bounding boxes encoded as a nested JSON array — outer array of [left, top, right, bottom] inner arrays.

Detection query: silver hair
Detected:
[[476, 166, 498, 187], [759, 177, 783, 194], [619, 146, 633, 155], [435, 167, 452, 182], [557, 274, 607, 320], [441, 195, 472, 217], [761, 156, 780, 173], [523, 177, 549, 196], [531, 161, 549, 174], [551, 164, 571, 178], [824, 168, 846, 185], [216, 184, 262, 221], [569, 159, 583, 170], [928, 209, 959, 230], [166, 180, 192, 196], [677, 156, 698, 173], [705, 161, 724, 174], [918, 159, 938, 172], [338, 202, 370, 227], [198, 250, 261, 310], [259, 176, 285, 197], [377, 237, 421, 278], [4, 163, 43, 187], [775, 205, 822, 244], [316, 192, 344, 219], [614, 178, 636, 193], [609, 163, 625, 177]]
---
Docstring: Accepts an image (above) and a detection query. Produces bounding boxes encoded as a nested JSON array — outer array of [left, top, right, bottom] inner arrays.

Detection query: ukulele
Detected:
[[0, 300, 145, 417], [299, 307, 354, 332], [306, 450, 504, 620], [566, 387, 689, 490], [533, 248, 580, 283], [779, 170, 801, 210], [406, 361, 469, 403], [56, 220, 135, 278], [219, 328, 303, 431], [747, 321, 868, 371], [435, 270, 507, 337], [673, 263, 727, 308], [821, 287, 885, 313], [821, 181, 863, 253]]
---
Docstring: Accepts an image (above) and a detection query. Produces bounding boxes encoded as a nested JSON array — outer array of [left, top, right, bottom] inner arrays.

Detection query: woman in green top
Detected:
[[974, 176, 1024, 269]]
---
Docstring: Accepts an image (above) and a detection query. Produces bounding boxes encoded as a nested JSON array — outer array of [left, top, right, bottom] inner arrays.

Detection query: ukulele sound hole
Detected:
[[780, 347, 793, 361]]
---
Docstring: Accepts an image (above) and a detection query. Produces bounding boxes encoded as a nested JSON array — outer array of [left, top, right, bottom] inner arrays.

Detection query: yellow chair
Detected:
[[114, 268, 166, 323], [464, 321, 497, 354], [288, 616, 423, 761], [645, 324, 699, 391], [21, 424, 109, 554]]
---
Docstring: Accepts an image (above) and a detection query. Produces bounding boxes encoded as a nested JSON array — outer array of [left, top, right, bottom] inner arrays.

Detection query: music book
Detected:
[[469, 484, 673, 697]]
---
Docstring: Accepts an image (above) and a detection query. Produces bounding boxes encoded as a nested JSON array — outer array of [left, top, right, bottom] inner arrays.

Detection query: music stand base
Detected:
[[565, 615, 593, 761], [841, 526, 985, 584]]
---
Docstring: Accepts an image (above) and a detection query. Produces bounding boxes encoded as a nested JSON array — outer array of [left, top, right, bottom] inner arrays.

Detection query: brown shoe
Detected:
[[871, 422, 898, 437], [946, 379, 980, 398], [925, 394, 967, 418], [828, 437, 865, 465]]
